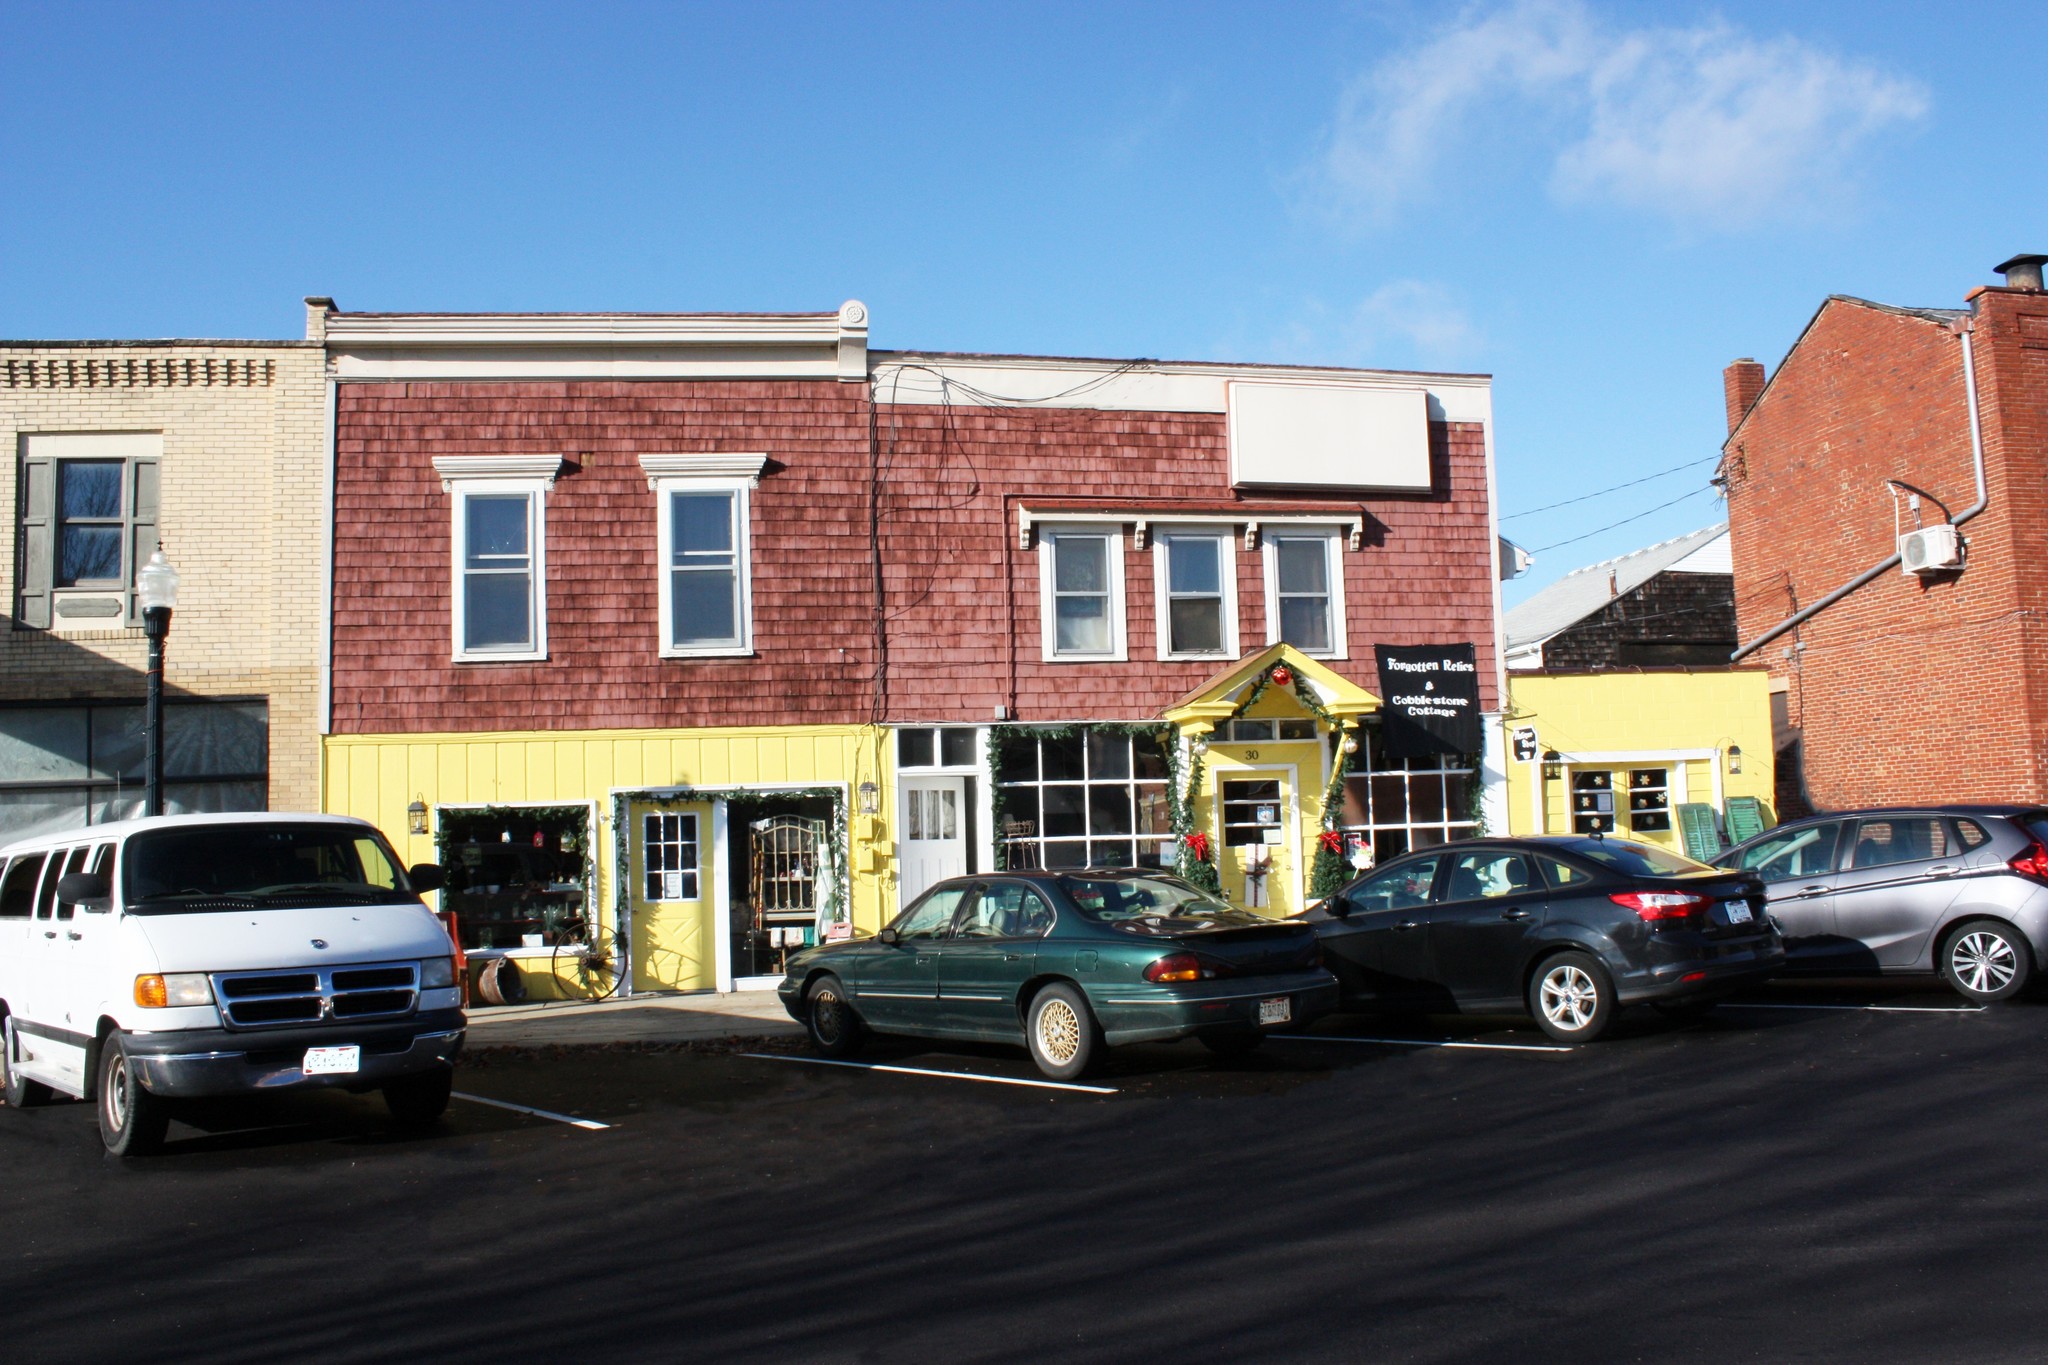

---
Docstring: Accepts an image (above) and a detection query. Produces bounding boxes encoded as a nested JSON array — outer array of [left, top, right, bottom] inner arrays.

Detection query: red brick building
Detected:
[[317, 303, 1507, 991], [1720, 255, 2048, 812]]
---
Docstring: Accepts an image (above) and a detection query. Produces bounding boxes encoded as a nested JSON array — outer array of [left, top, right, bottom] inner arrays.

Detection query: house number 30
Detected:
[[1244, 749, 1259, 759]]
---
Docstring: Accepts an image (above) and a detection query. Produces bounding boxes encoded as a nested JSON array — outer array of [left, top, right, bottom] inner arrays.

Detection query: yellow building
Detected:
[[323, 725, 896, 1000], [1501, 670, 1775, 851]]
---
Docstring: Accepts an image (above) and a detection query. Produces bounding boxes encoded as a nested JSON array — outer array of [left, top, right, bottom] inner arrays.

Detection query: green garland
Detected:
[[1308, 721, 1357, 899]]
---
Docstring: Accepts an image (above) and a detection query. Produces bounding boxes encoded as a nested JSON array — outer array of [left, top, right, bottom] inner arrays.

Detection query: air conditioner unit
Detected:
[[1900, 524, 1962, 575]]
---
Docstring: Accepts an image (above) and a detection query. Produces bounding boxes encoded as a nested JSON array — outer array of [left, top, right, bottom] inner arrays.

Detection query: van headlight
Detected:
[[134, 973, 214, 1008], [420, 956, 456, 989]]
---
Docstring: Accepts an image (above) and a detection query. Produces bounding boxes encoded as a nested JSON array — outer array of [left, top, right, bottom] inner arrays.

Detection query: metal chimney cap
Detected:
[[1993, 253, 2047, 289]]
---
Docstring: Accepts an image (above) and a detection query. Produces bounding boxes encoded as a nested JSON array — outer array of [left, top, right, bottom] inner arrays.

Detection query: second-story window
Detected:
[[1155, 532, 1235, 659], [1266, 531, 1346, 658], [14, 433, 161, 630], [460, 492, 539, 655], [657, 483, 753, 656], [433, 456, 564, 664], [1040, 527, 1125, 661]]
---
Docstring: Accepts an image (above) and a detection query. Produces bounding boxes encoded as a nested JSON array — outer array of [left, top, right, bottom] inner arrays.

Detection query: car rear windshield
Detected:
[[1561, 838, 1715, 878], [1058, 874, 1236, 923], [123, 823, 420, 913], [2021, 813, 2048, 847]]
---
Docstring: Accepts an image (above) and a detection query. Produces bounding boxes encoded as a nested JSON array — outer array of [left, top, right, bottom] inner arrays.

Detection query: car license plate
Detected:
[[303, 1045, 360, 1076], [1724, 901, 1754, 925], [1257, 997, 1291, 1026]]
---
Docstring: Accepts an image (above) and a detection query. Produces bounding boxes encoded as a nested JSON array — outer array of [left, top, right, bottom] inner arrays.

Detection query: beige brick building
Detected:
[[2, 305, 329, 839]]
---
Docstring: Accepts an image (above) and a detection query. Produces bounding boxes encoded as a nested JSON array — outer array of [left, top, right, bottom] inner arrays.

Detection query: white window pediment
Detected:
[[433, 454, 566, 492], [638, 453, 769, 489]]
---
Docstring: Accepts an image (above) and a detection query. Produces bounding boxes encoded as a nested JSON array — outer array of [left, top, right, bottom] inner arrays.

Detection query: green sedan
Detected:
[[778, 869, 1339, 1080]]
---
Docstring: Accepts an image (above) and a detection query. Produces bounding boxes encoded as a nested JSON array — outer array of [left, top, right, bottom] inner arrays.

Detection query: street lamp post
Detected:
[[137, 550, 181, 818]]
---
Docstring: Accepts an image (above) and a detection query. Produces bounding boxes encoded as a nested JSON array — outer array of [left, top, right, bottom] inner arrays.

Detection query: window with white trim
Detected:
[[1154, 531, 1236, 659], [1264, 531, 1345, 658], [436, 457, 562, 664], [1039, 528, 1125, 661], [658, 484, 751, 655], [1335, 728, 1476, 861]]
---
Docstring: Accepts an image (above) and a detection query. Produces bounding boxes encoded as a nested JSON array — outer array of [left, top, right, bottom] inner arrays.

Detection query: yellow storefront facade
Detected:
[[323, 725, 896, 1000], [1500, 670, 1776, 853]]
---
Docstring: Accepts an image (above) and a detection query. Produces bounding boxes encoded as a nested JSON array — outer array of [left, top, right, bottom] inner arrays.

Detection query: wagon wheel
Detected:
[[550, 919, 625, 1001]]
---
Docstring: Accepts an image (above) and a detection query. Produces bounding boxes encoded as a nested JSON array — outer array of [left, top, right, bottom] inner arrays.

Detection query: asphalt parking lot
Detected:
[[6, 980, 2048, 1364]]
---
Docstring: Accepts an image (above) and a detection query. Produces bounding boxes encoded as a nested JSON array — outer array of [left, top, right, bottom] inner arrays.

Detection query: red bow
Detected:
[[1318, 830, 1344, 854], [1183, 831, 1213, 862]]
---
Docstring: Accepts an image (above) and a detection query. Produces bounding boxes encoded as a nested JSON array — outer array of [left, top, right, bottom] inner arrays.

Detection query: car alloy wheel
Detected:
[[1942, 919, 2032, 1003], [804, 975, 865, 1058], [1952, 930, 2017, 996], [1037, 997, 1081, 1065], [1539, 964, 1599, 1030], [1527, 950, 1615, 1042]]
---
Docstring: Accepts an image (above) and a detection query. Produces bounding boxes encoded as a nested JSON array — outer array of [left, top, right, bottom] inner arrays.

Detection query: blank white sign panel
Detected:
[[1227, 382, 1431, 491]]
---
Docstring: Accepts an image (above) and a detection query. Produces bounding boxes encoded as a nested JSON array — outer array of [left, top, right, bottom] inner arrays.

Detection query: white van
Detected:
[[0, 812, 463, 1155]]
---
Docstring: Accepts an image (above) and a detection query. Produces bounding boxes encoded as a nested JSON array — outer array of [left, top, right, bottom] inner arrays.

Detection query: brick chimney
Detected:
[[1723, 358, 1766, 434]]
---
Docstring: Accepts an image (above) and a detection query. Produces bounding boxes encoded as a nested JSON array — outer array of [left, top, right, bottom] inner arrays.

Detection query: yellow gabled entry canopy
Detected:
[[1161, 642, 1381, 732]]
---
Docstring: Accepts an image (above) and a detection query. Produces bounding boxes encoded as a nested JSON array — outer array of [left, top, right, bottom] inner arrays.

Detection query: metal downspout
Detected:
[[1730, 326, 1989, 662]]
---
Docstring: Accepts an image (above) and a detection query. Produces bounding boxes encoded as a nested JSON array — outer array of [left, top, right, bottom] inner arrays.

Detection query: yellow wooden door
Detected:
[[629, 801, 717, 992], [1217, 769, 1297, 917]]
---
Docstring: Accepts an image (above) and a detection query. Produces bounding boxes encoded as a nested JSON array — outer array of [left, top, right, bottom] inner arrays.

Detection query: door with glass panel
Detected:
[[630, 802, 716, 992], [899, 778, 966, 908], [1218, 770, 1296, 916]]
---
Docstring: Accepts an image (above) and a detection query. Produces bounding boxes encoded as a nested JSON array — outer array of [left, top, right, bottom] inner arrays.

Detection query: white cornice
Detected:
[[638, 452, 770, 489], [329, 301, 869, 383], [432, 454, 567, 490]]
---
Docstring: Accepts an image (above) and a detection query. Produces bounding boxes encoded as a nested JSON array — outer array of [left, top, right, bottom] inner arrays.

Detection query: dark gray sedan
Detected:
[[1716, 805, 2048, 1003]]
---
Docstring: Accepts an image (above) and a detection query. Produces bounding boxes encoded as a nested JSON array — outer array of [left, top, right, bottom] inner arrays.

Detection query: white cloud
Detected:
[[1347, 280, 1483, 366], [1318, 1, 1928, 231]]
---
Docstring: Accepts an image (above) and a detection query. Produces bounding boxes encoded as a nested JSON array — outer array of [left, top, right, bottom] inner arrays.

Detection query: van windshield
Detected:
[[123, 823, 420, 914]]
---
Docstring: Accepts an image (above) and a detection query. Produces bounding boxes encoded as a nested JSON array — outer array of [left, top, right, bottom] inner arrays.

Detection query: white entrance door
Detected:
[[899, 778, 967, 907]]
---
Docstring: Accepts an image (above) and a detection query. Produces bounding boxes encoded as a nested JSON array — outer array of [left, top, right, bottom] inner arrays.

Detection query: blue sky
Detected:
[[4, 1, 2041, 603]]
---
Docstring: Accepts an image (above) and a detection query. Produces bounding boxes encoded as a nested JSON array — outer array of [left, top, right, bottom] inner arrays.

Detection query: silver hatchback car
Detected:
[[1716, 805, 2048, 1003]]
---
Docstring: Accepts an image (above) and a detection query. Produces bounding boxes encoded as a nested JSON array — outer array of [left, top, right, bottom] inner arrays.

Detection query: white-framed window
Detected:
[[1153, 531, 1237, 659], [656, 481, 753, 656], [1263, 530, 1346, 658], [643, 811, 700, 901], [994, 727, 1172, 869], [434, 456, 563, 665], [1039, 526, 1126, 662]]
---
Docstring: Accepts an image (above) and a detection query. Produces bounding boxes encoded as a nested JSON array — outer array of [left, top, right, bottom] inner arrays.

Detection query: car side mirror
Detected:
[[877, 926, 901, 945], [57, 872, 112, 911], [408, 863, 446, 893], [1327, 894, 1353, 919]]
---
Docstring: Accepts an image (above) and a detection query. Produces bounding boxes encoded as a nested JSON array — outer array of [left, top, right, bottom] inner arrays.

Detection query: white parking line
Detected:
[[452, 1091, 613, 1130], [1270, 1034, 1574, 1054], [742, 1053, 1119, 1094], [1719, 1002, 1987, 1014]]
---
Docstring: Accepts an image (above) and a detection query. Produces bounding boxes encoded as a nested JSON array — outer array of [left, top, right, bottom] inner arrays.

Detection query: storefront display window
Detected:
[[437, 805, 592, 952], [1337, 727, 1478, 861], [0, 698, 268, 842], [995, 727, 1172, 870], [1627, 768, 1671, 833]]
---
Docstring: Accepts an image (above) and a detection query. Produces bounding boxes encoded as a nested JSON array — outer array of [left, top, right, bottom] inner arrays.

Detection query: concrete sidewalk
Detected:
[[462, 988, 803, 1048]]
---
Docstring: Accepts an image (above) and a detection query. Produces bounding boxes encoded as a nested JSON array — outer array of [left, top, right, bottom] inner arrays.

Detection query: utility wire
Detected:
[[1528, 485, 1717, 555], [1500, 456, 1719, 522]]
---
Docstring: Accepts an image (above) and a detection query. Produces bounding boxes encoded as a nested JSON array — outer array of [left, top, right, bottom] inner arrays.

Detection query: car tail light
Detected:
[[1143, 952, 1234, 983], [2009, 841, 2048, 884], [1610, 890, 1713, 926]]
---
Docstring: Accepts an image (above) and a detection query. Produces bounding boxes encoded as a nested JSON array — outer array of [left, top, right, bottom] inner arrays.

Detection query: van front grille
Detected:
[[211, 961, 420, 1029]]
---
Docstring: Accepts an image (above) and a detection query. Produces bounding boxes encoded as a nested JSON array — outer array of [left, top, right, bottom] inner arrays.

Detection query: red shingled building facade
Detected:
[[1719, 255, 2048, 812], [317, 302, 1506, 988]]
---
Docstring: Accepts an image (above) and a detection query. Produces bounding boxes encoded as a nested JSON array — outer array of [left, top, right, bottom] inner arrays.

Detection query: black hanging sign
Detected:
[[1374, 643, 1482, 758]]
